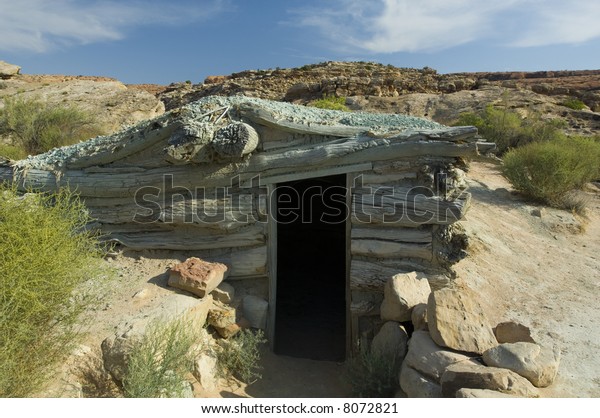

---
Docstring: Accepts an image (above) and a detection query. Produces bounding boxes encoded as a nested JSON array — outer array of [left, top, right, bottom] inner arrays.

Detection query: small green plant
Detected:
[[0, 96, 103, 155], [123, 317, 200, 398], [345, 349, 398, 397], [0, 143, 27, 160], [0, 186, 111, 397], [310, 94, 350, 111], [455, 104, 564, 153], [215, 329, 266, 384], [561, 98, 586, 110], [502, 136, 600, 208]]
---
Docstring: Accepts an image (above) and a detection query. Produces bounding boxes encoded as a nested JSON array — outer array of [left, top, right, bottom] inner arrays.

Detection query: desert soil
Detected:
[[45, 160, 599, 398]]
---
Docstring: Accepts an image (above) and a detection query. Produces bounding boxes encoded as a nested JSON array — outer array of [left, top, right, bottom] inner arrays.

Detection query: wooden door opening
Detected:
[[273, 174, 348, 361]]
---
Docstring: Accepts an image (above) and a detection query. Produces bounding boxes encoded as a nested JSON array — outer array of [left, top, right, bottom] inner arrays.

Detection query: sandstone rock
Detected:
[[381, 272, 431, 322], [399, 363, 442, 398], [371, 322, 408, 365], [441, 361, 539, 398], [208, 303, 236, 329], [0, 60, 20, 78], [404, 331, 473, 382], [427, 286, 497, 354], [211, 282, 235, 304], [483, 342, 561, 388], [193, 353, 218, 391], [242, 295, 268, 329], [455, 388, 518, 398], [494, 321, 536, 344], [101, 293, 213, 382], [168, 258, 228, 298], [411, 303, 428, 331], [215, 322, 241, 339]]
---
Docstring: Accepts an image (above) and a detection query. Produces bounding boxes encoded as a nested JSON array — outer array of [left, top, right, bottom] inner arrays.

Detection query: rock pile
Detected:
[[373, 273, 561, 398], [101, 257, 268, 392]]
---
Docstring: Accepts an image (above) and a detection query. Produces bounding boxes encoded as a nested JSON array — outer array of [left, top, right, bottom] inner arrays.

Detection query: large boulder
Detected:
[[441, 360, 539, 398], [371, 322, 408, 365], [101, 293, 213, 382], [404, 331, 473, 382], [168, 258, 228, 298], [0, 60, 20, 78], [399, 363, 442, 398], [427, 286, 497, 354], [483, 342, 561, 388], [494, 321, 536, 344], [242, 295, 268, 329], [381, 272, 431, 322]]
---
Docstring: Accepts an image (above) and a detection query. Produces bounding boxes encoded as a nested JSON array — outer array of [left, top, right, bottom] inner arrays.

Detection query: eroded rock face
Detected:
[[0, 60, 20, 78], [427, 286, 497, 354], [483, 342, 561, 388], [381, 272, 431, 322], [441, 361, 539, 398], [168, 258, 228, 298]]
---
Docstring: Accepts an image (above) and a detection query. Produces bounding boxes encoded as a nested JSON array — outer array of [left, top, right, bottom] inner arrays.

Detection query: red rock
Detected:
[[168, 257, 228, 298]]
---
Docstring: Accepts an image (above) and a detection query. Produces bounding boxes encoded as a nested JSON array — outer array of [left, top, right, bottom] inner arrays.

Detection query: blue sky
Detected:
[[1, 0, 599, 84]]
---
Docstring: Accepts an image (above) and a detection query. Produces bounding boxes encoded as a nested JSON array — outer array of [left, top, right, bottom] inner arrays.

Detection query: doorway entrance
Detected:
[[273, 174, 347, 361]]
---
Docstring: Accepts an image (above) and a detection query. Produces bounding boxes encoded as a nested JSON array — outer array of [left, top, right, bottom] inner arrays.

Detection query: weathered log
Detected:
[[351, 226, 432, 243], [351, 239, 433, 260], [211, 123, 259, 158], [106, 224, 265, 250]]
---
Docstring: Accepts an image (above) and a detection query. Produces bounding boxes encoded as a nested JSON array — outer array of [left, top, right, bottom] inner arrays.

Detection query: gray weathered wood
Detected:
[[351, 226, 432, 243], [351, 239, 433, 260]]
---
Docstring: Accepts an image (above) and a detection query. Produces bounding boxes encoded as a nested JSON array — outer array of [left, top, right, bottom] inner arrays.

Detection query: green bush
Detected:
[[502, 136, 600, 207], [123, 317, 200, 398], [0, 96, 103, 155], [0, 187, 111, 397], [310, 94, 350, 111], [456, 105, 564, 153], [345, 350, 398, 397], [561, 98, 586, 110], [215, 329, 266, 384], [0, 143, 27, 160]]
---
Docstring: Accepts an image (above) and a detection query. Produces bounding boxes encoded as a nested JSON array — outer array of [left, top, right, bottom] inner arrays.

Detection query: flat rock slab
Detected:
[[441, 360, 539, 398], [483, 342, 561, 388], [404, 331, 473, 382], [381, 271, 431, 322], [427, 286, 497, 354], [168, 257, 228, 298], [494, 321, 536, 344], [211, 282, 235, 304]]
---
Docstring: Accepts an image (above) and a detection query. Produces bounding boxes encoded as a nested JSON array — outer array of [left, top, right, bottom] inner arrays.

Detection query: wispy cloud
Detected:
[[291, 0, 600, 53], [0, 0, 228, 53]]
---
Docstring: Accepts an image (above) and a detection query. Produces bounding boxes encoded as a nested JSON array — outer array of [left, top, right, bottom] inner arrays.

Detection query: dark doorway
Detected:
[[274, 174, 347, 361]]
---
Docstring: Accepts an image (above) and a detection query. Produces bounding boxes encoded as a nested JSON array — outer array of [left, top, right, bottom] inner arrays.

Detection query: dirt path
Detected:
[[454, 159, 600, 397]]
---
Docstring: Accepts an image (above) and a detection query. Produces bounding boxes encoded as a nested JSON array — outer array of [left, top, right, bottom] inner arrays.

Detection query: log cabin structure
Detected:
[[0, 96, 494, 361]]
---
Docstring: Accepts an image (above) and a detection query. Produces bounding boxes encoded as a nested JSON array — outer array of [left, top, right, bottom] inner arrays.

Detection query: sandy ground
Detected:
[[44, 159, 599, 398]]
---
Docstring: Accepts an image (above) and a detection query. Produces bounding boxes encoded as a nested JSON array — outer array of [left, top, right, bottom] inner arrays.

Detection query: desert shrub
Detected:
[[215, 329, 266, 384], [123, 317, 200, 398], [0, 143, 27, 160], [0, 96, 103, 155], [0, 187, 111, 397], [310, 94, 350, 111], [455, 105, 564, 153], [502, 136, 600, 207], [561, 98, 586, 110], [345, 350, 398, 397]]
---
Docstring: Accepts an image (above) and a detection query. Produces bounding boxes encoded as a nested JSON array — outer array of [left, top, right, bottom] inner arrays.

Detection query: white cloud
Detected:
[[0, 0, 228, 53], [292, 0, 600, 53]]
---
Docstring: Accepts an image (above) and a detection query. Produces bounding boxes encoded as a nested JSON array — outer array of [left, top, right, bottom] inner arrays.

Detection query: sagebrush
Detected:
[[123, 317, 201, 398], [345, 349, 398, 397], [502, 136, 600, 208], [215, 329, 266, 384], [455, 104, 564, 153], [0, 96, 103, 156], [0, 187, 111, 397], [310, 94, 350, 111]]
